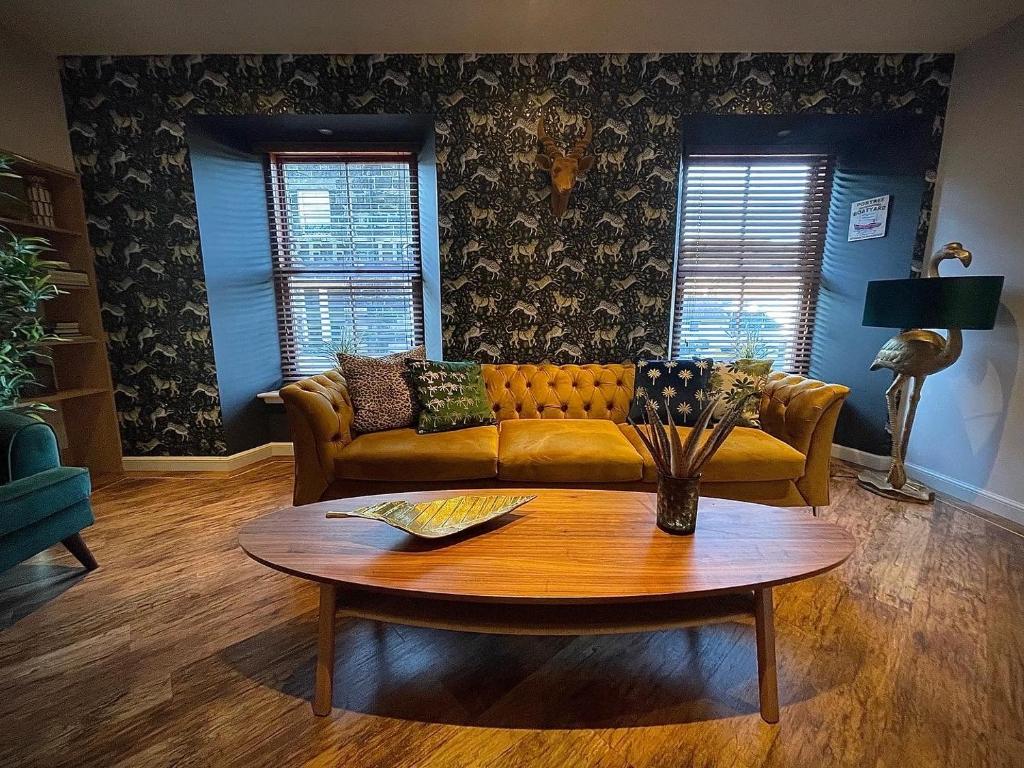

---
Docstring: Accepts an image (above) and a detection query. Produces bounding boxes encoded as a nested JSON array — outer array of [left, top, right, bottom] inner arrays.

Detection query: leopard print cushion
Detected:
[[337, 346, 425, 434]]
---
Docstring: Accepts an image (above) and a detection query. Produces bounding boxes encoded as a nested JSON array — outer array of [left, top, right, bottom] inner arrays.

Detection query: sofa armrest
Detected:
[[280, 370, 354, 505], [0, 411, 61, 484], [759, 373, 850, 507]]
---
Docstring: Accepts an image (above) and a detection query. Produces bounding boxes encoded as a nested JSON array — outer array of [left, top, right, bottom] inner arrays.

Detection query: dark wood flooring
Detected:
[[1, 459, 1022, 767]]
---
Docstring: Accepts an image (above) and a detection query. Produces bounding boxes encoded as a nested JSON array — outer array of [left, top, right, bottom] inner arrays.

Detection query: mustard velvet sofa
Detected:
[[281, 363, 849, 509]]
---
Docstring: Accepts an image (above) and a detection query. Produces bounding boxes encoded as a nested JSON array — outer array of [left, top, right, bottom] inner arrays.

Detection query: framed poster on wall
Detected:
[[848, 195, 891, 241]]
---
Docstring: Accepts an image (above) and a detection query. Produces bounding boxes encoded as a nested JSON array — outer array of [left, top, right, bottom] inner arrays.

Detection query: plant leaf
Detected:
[[664, 397, 685, 476], [691, 393, 753, 474], [679, 395, 719, 475], [628, 417, 671, 475]]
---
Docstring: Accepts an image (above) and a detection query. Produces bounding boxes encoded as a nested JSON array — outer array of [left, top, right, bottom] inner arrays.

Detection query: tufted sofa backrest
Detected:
[[481, 364, 635, 422]]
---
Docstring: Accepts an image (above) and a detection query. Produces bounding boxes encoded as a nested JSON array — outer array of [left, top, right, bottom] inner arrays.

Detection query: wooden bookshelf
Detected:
[[24, 387, 110, 405], [0, 215, 81, 237], [39, 335, 104, 347], [4, 150, 123, 478]]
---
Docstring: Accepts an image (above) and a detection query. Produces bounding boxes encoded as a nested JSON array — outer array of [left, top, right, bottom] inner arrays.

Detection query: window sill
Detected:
[[257, 390, 283, 405]]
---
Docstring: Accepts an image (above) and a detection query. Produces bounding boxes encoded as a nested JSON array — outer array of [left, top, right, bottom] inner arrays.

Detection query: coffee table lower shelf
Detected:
[[313, 584, 779, 722]]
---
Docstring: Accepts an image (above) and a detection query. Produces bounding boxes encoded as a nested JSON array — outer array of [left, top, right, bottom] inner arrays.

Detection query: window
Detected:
[[266, 152, 423, 379], [670, 154, 833, 374], [295, 189, 332, 225]]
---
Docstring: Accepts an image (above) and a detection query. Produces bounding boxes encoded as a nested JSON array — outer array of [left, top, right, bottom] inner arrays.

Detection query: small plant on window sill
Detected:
[[313, 327, 362, 368], [728, 311, 772, 361]]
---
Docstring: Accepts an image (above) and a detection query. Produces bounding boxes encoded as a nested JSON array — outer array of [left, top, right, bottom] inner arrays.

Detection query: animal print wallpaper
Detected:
[[60, 52, 953, 455]]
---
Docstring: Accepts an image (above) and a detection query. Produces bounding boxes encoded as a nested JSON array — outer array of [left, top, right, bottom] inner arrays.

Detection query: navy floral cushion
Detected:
[[629, 358, 714, 426]]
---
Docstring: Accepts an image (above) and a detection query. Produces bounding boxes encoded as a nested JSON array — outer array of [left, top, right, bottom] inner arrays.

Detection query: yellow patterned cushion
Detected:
[[498, 419, 643, 482], [482, 364, 634, 422]]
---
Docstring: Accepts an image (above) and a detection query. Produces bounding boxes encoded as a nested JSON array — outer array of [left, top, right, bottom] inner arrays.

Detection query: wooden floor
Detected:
[[1, 460, 1022, 768]]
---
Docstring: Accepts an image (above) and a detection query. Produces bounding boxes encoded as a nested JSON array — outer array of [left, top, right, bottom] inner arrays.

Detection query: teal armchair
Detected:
[[0, 411, 97, 573]]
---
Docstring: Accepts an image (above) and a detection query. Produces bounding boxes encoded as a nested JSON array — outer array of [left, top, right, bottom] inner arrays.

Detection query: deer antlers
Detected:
[[536, 115, 593, 158], [536, 115, 561, 158], [567, 119, 593, 158]]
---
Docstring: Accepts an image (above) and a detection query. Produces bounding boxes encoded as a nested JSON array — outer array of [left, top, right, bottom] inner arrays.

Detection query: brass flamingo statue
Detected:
[[860, 242, 972, 499]]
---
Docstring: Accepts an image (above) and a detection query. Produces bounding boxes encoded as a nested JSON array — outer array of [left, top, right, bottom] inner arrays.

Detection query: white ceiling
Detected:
[[2, 0, 1021, 54]]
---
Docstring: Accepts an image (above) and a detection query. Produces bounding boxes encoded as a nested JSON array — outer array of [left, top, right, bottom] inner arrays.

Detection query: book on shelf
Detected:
[[46, 322, 82, 336], [25, 176, 57, 229]]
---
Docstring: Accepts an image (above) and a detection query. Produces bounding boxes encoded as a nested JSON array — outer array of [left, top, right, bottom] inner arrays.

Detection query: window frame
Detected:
[[265, 150, 424, 380], [668, 151, 834, 374]]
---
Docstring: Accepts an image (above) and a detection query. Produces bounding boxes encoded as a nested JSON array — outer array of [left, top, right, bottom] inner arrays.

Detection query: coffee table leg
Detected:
[[313, 583, 337, 716], [754, 587, 779, 723]]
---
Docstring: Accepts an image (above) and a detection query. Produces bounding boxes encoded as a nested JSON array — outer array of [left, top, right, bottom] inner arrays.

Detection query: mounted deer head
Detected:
[[535, 116, 594, 217]]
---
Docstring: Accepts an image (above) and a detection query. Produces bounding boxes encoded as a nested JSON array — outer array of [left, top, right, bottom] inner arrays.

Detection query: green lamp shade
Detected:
[[863, 275, 1004, 330]]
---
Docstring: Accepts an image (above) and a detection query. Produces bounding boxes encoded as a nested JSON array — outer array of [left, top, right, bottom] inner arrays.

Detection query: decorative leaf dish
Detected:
[[325, 494, 536, 539]]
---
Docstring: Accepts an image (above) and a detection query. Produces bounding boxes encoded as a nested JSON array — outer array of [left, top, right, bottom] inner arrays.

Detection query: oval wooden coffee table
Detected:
[[239, 489, 854, 722]]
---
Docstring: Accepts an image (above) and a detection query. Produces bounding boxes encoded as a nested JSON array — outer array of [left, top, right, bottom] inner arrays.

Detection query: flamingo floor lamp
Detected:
[[859, 242, 1004, 503]]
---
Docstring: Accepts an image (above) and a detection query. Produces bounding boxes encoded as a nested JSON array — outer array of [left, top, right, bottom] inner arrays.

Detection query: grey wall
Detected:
[[189, 129, 281, 453], [907, 16, 1024, 524], [417, 129, 443, 358], [187, 114, 440, 450], [681, 114, 932, 454], [812, 121, 932, 454], [0, 30, 73, 168]]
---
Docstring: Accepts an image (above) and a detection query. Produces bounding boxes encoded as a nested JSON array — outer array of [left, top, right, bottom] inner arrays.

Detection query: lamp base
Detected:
[[857, 470, 934, 504]]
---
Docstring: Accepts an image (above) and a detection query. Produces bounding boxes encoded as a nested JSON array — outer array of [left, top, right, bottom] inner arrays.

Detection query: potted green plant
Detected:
[[1, 156, 62, 417], [728, 311, 772, 365], [0, 154, 30, 220], [315, 327, 362, 368]]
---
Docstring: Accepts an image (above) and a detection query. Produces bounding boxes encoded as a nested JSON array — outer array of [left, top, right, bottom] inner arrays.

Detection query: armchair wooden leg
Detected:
[[62, 533, 98, 570]]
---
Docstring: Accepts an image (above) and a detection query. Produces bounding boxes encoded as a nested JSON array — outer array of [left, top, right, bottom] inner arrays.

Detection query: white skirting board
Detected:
[[123, 442, 294, 472], [903, 461, 1024, 528], [830, 444, 889, 471], [832, 444, 1024, 527]]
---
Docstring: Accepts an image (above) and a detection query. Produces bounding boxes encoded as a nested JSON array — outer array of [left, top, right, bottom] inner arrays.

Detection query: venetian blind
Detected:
[[266, 152, 423, 379], [670, 154, 833, 374]]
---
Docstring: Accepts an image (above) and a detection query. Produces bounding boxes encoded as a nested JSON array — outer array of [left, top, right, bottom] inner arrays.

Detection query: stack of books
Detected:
[[48, 321, 83, 339]]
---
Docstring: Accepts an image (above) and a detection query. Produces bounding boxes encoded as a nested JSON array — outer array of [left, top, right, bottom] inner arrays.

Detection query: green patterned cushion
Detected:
[[408, 361, 496, 434], [710, 359, 773, 427]]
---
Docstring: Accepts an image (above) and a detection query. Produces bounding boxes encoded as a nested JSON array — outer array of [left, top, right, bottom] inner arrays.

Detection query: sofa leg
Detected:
[[62, 533, 98, 571], [811, 506, 820, 518]]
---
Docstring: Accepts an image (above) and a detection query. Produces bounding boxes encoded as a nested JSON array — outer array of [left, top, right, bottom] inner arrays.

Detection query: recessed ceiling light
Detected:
[[318, 128, 333, 136], [777, 129, 792, 137]]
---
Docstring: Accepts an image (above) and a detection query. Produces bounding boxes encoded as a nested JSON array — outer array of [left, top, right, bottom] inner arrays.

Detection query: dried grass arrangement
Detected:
[[627, 392, 757, 480], [628, 390, 759, 534]]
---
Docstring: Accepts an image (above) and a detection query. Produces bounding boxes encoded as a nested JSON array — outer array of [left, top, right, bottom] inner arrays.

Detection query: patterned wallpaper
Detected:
[[60, 52, 953, 455]]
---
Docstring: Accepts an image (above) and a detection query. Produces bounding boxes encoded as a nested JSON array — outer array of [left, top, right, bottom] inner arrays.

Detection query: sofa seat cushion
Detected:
[[336, 426, 498, 482], [619, 425, 806, 483], [0, 466, 92, 537], [498, 420, 643, 483]]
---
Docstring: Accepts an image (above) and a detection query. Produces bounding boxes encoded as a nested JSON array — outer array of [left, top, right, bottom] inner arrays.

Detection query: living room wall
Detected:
[[907, 18, 1024, 523], [60, 52, 953, 455], [0, 30, 73, 170]]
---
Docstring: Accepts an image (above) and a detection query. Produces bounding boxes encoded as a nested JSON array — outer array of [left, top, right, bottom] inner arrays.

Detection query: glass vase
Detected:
[[656, 474, 701, 535]]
